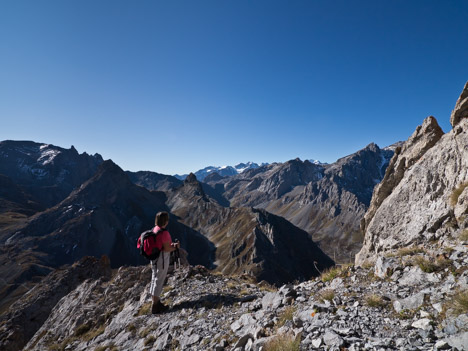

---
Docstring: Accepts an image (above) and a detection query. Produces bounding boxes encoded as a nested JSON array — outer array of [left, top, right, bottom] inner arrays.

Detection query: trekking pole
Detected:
[[174, 240, 181, 270]]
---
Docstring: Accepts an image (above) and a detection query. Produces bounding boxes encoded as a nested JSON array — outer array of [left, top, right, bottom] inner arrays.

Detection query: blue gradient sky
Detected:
[[1, 1, 467, 175]]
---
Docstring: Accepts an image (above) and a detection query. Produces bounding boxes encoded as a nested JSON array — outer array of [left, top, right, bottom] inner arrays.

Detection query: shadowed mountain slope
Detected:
[[166, 174, 334, 285], [0, 140, 103, 208]]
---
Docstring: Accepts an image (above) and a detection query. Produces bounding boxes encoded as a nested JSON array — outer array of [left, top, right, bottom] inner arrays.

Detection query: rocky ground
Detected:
[[13, 234, 467, 351]]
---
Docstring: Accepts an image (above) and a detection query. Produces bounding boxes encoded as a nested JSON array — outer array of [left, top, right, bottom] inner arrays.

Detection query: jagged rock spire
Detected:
[[450, 81, 468, 127], [184, 172, 198, 184]]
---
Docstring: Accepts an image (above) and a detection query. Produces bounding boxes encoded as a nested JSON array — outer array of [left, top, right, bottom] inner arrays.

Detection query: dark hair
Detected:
[[155, 211, 169, 227]]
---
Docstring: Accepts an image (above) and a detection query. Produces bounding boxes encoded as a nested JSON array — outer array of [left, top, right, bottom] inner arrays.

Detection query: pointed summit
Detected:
[[184, 172, 198, 184], [450, 81, 468, 127]]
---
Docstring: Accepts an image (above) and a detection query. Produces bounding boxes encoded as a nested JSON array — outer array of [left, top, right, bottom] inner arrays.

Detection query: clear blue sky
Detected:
[[1, 1, 467, 175]]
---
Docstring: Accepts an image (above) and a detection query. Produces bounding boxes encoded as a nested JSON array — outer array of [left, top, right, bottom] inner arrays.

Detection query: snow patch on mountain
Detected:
[[175, 162, 269, 181]]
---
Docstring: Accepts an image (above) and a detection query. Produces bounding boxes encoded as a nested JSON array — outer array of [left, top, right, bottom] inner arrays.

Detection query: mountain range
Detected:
[[0, 134, 393, 315], [0, 81, 466, 351]]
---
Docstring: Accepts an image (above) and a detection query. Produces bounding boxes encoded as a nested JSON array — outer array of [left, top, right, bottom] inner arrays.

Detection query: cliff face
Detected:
[[356, 83, 468, 264]]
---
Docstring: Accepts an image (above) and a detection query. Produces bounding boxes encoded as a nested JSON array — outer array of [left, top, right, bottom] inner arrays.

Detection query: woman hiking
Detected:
[[150, 211, 180, 314]]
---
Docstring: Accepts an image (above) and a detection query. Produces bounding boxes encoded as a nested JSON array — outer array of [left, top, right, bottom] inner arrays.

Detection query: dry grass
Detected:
[[450, 182, 468, 207], [317, 289, 335, 302], [74, 323, 92, 337], [137, 302, 152, 316], [447, 290, 468, 316], [94, 345, 118, 351], [277, 306, 296, 328], [263, 333, 301, 351], [320, 264, 351, 283], [459, 229, 468, 242], [395, 246, 425, 257], [144, 335, 156, 346], [365, 294, 387, 308], [361, 261, 374, 270], [413, 257, 438, 273], [412, 256, 454, 273]]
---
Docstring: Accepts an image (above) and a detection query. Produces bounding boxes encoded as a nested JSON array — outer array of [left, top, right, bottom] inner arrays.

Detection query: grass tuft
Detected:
[[137, 302, 152, 316], [263, 333, 301, 351], [413, 257, 438, 273], [450, 181, 468, 207], [277, 306, 296, 328], [144, 335, 156, 346], [74, 323, 92, 337], [365, 294, 387, 308], [317, 289, 335, 302], [320, 264, 351, 283], [448, 290, 468, 316], [459, 229, 468, 242]]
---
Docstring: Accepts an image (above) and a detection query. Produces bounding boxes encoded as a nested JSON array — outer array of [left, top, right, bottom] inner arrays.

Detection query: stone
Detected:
[[323, 329, 344, 347], [374, 256, 398, 278], [262, 292, 283, 310], [330, 277, 344, 289], [154, 333, 170, 350], [311, 337, 322, 348], [393, 292, 427, 313], [411, 318, 433, 331], [233, 334, 253, 349], [434, 340, 451, 350], [446, 331, 468, 350], [399, 267, 440, 286]]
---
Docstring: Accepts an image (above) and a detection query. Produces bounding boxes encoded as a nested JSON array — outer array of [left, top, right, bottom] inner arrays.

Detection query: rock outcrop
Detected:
[[0, 255, 112, 351], [357, 86, 468, 265], [450, 81, 468, 127], [361, 116, 444, 235]]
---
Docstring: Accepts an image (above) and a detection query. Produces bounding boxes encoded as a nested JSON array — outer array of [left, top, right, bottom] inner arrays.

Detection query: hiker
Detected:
[[150, 211, 180, 314]]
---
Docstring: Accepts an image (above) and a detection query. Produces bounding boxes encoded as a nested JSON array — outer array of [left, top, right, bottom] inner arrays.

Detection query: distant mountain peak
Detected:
[[175, 162, 267, 181]]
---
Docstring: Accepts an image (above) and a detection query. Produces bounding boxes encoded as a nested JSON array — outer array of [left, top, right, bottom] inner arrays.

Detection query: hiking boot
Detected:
[[157, 301, 169, 312], [151, 301, 168, 314]]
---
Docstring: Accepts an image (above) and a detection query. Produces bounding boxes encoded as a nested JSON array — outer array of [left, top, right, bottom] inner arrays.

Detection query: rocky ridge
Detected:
[[5, 233, 466, 351], [356, 83, 468, 265], [0, 141, 103, 208]]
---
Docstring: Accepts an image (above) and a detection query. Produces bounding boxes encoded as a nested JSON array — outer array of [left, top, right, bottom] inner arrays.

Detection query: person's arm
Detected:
[[162, 240, 180, 252]]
